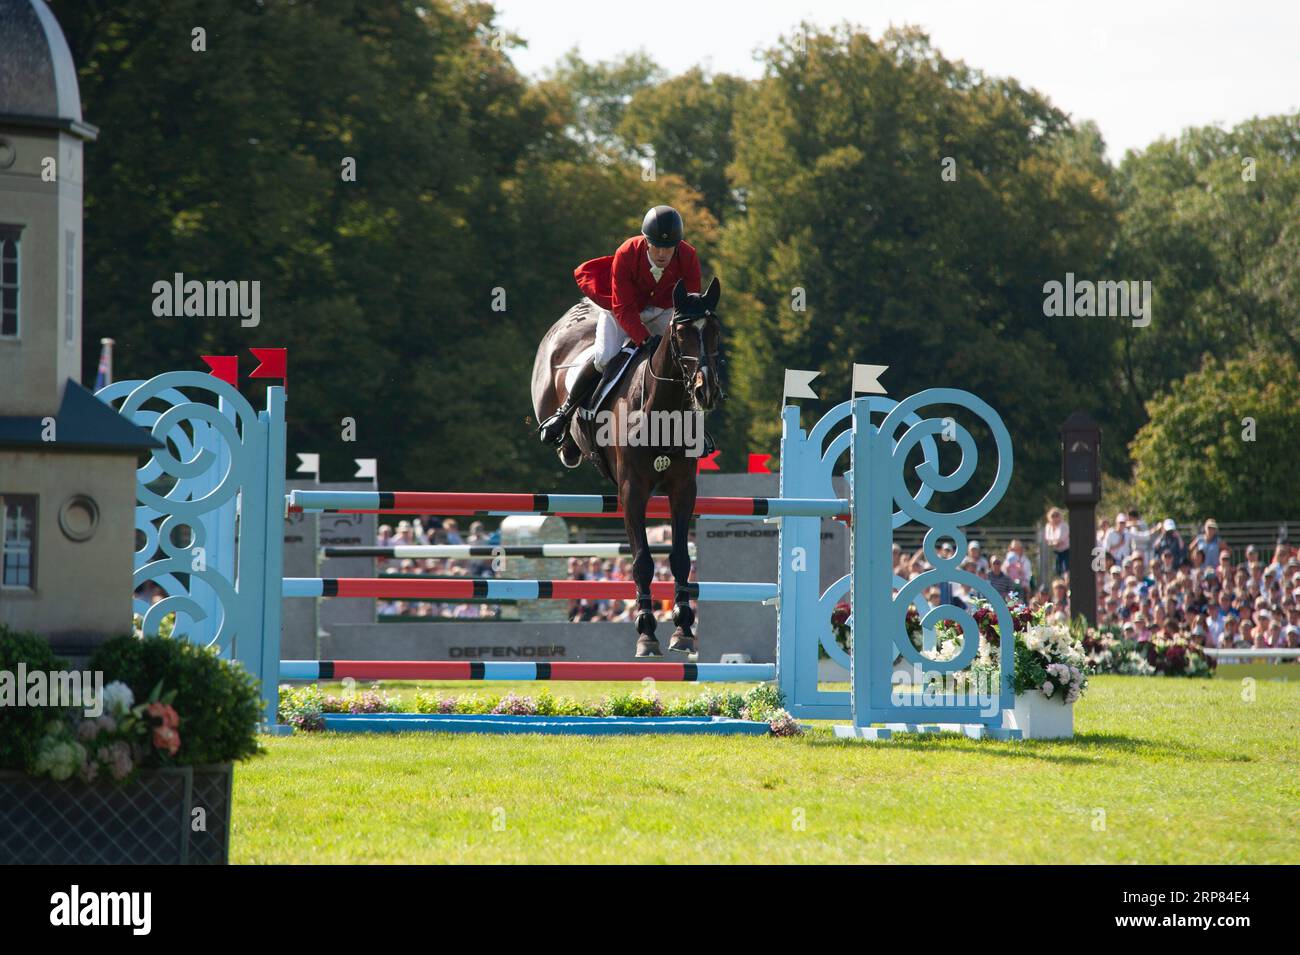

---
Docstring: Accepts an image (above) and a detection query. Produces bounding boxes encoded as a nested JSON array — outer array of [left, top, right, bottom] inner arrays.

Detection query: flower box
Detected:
[[0, 763, 233, 864], [1003, 691, 1074, 740]]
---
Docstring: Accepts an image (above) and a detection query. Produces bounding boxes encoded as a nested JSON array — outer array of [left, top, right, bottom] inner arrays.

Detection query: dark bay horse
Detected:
[[531, 278, 724, 657]]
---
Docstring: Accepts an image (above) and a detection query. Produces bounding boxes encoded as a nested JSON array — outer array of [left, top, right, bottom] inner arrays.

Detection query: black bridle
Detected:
[[648, 311, 724, 404]]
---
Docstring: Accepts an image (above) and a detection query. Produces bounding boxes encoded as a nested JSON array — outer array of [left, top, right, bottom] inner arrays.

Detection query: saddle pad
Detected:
[[577, 343, 639, 420]]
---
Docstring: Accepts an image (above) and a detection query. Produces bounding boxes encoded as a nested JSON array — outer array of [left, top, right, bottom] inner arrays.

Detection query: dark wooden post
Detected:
[[1060, 412, 1101, 626]]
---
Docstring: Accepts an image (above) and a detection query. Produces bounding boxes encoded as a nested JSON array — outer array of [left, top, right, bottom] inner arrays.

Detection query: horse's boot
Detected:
[[538, 359, 602, 445], [703, 428, 715, 456]]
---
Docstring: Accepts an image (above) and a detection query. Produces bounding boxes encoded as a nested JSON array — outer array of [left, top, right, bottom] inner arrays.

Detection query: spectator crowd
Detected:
[[889, 508, 1300, 653], [1084, 511, 1299, 650]]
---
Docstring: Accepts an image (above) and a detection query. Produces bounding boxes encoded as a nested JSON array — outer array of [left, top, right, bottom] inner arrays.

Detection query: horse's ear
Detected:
[[703, 276, 721, 312], [672, 278, 689, 311]]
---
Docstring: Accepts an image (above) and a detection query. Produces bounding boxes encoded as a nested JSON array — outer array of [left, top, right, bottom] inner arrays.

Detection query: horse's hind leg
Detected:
[[667, 471, 697, 654]]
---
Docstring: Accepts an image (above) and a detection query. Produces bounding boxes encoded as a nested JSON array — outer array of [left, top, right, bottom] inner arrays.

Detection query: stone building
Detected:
[[0, 0, 156, 659]]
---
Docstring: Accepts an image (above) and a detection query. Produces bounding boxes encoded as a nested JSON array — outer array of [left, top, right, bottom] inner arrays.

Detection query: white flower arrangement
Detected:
[[100, 681, 135, 718], [1117, 652, 1157, 676]]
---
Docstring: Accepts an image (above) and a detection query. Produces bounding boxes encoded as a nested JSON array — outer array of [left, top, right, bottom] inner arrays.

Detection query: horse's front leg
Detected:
[[622, 476, 659, 657], [666, 468, 697, 653]]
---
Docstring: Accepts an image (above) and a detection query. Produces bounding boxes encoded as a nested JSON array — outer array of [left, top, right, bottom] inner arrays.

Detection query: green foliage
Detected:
[[1130, 351, 1300, 521], [1011, 640, 1050, 696], [54, 0, 611, 495], [620, 68, 748, 221], [452, 692, 503, 715], [320, 683, 780, 723], [717, 25, 1116, 519], [740, 682, 786, 722], [279, 684, 327, 732], [533, 690, 585, 716], [88, 635, 263, 764], [543, 50, 665, 155], [601, 689, 663, 717], [47, 0, 1300, 520], [0, 626, 72, 772], [1109, 115, 1300, 455]]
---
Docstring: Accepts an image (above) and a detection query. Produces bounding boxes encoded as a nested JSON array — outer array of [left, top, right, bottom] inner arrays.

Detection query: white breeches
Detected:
[[589, 298, 672, 370]]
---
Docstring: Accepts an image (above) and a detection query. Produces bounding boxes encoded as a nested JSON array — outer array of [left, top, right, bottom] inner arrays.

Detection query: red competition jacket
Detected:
[[574, 235, 702, 344]]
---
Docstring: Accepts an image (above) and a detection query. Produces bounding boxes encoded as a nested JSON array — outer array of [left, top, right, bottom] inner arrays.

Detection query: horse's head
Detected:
[[670, 276, 724, 411]]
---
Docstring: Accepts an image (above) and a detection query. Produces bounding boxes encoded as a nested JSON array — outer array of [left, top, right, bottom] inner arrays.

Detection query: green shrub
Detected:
[[279, 684, 326, 730], [89, 635, 263, 764], [741, 683, 785, 722], [663, 694, 706, 717], [602, 690, 662, 717], [454, 692, 502, 715], [548, 694, 588, 716], [0, 625, 72, 772]]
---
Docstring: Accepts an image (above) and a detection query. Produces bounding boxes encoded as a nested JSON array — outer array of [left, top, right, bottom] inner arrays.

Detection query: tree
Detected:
[[619, 68, 747, 222], [1110, 115, 1300, 441], [1130, 351, 1300, 522], [716, 24, 1116, 521]]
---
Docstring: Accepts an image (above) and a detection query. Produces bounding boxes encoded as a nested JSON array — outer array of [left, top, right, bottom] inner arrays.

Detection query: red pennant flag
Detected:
[[696, 451, 721, 474], [202, 355, 238, 386], [747, 453, 773, 473], [250, 347, 287, 381]]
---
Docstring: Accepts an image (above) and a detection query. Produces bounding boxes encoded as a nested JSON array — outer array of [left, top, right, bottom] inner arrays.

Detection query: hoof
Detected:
[[635, 635, 663, 657], [668, 630, 696, 654]]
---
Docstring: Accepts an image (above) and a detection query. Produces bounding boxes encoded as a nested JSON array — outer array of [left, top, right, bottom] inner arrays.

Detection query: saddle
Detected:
[[572, 340, 651, 482]]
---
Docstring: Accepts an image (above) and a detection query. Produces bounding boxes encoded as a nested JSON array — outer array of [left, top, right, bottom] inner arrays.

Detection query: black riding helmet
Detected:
[[641, 205, 684, 248]]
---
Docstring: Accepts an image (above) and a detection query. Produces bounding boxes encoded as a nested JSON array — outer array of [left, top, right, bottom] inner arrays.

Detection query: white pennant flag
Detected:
[[783, 368, 820, 401], [852, 363, 889, 395]]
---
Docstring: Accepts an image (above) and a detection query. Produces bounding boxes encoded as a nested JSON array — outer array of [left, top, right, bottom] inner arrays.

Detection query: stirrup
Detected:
[[558, 439, 582, 468]]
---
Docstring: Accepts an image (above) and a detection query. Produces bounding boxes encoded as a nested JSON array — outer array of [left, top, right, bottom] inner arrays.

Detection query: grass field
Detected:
[[232, 675, 1299, 863]]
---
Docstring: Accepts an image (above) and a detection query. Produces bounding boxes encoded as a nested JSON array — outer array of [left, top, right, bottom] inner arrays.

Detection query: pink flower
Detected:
[[146, 702, 180, 729], [1040, 681, 1055, 697], [153, 726, 181, 756], [101, 741, 134, 780]]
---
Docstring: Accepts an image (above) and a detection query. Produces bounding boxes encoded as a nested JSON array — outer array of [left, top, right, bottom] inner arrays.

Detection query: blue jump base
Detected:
[[322, 713, 772, 736]]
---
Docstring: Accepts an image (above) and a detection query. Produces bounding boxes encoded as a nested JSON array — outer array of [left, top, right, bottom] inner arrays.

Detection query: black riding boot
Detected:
[[539, 359, 603, 445]]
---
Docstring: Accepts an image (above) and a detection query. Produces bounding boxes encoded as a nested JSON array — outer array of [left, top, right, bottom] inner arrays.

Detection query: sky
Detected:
[[494, 0, 1300, 161]]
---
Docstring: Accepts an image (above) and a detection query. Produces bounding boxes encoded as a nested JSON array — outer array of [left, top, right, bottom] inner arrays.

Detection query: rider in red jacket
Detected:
[[538, 206, 701, 444]]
